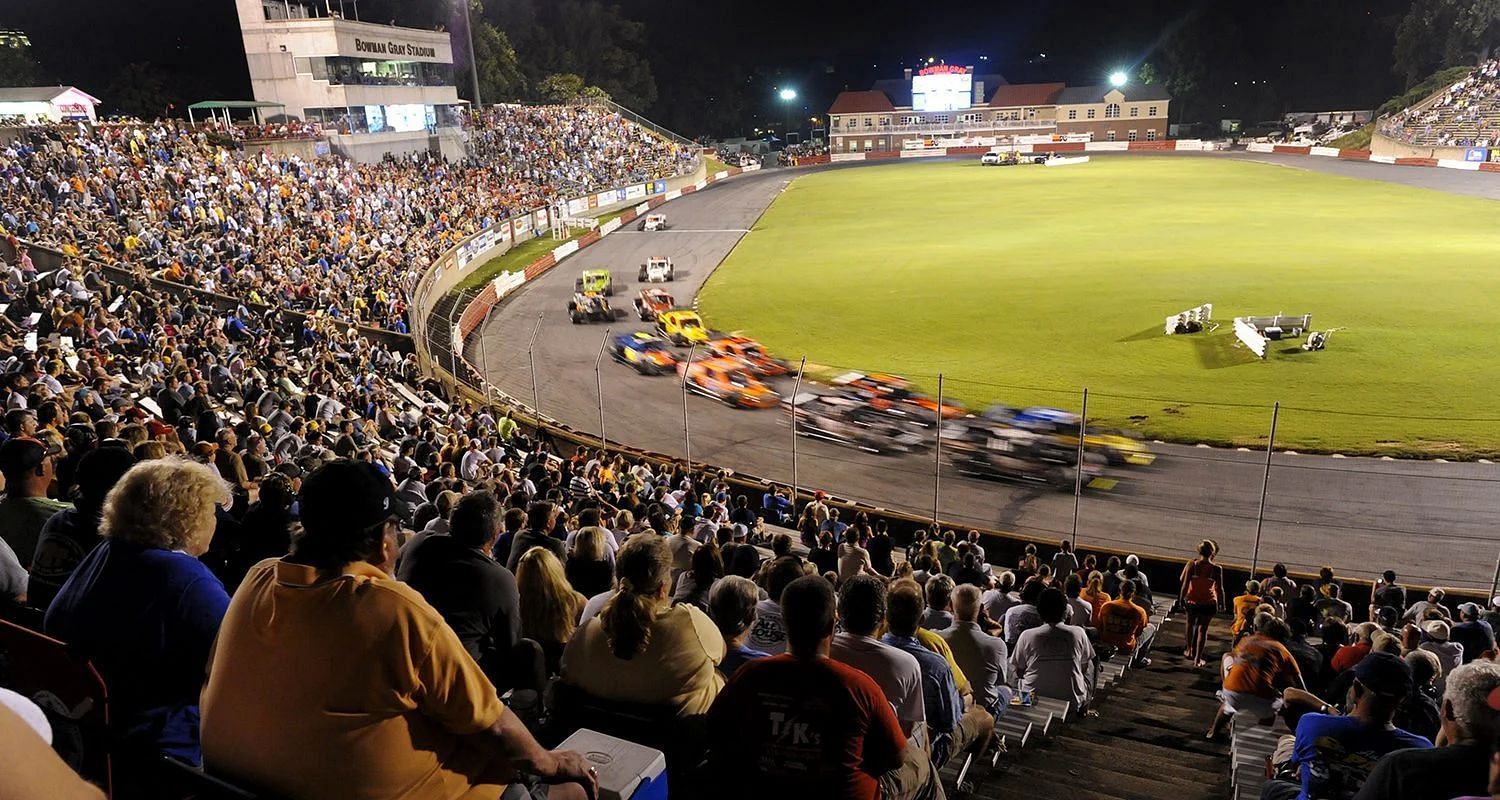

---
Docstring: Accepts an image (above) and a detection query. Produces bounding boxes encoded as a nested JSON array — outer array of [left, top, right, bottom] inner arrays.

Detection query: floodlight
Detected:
[[1109, 71, 1128, 88], [779, 88, 797, 101]]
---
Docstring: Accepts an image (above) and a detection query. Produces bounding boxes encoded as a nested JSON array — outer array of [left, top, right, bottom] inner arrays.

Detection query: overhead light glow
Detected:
[[779, 88, 797, 101], [1109, 71, 1128, 87]]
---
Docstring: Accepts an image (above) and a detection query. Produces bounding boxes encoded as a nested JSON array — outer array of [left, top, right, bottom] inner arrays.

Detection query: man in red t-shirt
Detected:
[[707, 575, 937, 800], [1098, 580, 1157, 667]]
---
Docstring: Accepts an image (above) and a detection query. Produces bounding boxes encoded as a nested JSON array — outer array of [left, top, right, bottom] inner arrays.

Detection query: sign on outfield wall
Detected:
[[1467, 148, 1489, 162], [652, 179, 668, 194], [533, 210, 548, 229], [567, 197, 590, 216], [624, 184, 646, 200]]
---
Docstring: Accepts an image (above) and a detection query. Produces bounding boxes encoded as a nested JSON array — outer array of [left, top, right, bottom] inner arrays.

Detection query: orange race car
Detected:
[[706, 335, 790, 377], [832, 371, 968, 420], [678, 356, 781, 409], [633, 287, 676, 321]]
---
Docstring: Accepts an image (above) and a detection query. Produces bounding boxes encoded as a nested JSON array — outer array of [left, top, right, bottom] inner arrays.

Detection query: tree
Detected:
[[105, 62, 172, 119], [469, 20, 527, 104], [484, 0, 657, 109], [0, 46, 44, 86], [1395, 0, 1500, 87], [536, 73, 586, 103]]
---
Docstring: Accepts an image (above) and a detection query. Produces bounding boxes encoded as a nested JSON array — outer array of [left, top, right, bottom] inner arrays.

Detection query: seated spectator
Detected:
[[1332, 622, 1377, 674], [1063, 573, 1094, 634], [1453, 602, 1497, 664], [564, 525, 615, 599], [506, 500, 565, 571], [201, 460, 595, 800], [1232, 580, 1263, 638], [830, 574, 925, 737], [667, 512, 701, 581], [706, 575, 939, 800], [982, 569, 1020, 620], [1003, 575, 1046, 650], [746, 556, 808, 655], [1398, 650, 1444, 742], [1098, 579, 1156, 666], [562, 534, 725, 715], [1289, 584, 1321, 634], [1263, 562, 1296, 599], [837, 528, 877, 583], [0, 695, 107, 799], [1258, 653, 1432, 800], [397, 490, 521, 685], [1012, 587, 1095, 712], [1355, 660, 1500, 800], [1405, 588, 1451, 624], [28, 447, 134, 609], [213, 472, 298, 591], [517, 547, 585, 676], [1051, 539, 1079, 576], [709, 575, 768, 679], [0, 436, 70, 572], [942, 584, 1014, 717], [883, 580, 994, 766], [1316, 583, 1354, 624], [1284, 619, 1328, 697], [671, 540, 722, 611], [921, 573, 956, 631], [1081, 571, 1112, 628], [1421, 619, 1464, 691], [1207, 613, 1304, 738], [45, 458, 230, 765]]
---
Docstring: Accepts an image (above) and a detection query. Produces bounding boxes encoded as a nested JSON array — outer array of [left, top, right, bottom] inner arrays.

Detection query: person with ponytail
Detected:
[[561, 534, 726, 716]]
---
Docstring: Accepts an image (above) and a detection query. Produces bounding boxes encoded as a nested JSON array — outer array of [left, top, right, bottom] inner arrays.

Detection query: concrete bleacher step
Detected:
[[995, 715, 1033, 749]]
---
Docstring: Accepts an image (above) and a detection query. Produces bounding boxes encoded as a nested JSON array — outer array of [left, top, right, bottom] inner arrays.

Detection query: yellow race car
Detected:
[[655, 309, 710, 346], [1011, 407, 1155, 466]]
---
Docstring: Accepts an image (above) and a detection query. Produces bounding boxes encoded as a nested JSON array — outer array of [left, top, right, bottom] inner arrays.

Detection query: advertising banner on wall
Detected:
[[624, 184, 646, 200], [1466, 147, 1489, 162], [533, 210, 549, 229], [651, 179, 668, 194], [566, 197, 589, 216]]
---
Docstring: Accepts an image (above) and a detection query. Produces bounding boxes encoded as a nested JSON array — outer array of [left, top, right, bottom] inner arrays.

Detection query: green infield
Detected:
[[696, 157, 1500, 457]]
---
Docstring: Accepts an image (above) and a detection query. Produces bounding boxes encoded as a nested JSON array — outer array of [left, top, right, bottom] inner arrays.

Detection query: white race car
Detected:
[[639, 213, 668, 232], [638, 256, 675, 283]]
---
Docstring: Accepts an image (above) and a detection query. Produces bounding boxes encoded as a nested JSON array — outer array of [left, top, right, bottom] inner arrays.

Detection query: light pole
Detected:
[[460, 0, 482, 109], [779, 88, 797, 146]]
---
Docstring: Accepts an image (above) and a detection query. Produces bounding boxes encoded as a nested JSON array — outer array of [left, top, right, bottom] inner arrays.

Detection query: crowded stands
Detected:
[[1381, 59, 1500, 148]]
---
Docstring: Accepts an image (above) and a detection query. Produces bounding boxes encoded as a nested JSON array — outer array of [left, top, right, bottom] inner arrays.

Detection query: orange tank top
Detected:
[[1184, 559, 1218, 604]]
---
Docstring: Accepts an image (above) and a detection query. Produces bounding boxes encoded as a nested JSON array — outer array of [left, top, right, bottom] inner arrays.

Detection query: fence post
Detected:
[[933, 374, 944, 528], [682, 343, 698, 473], [446, 290, 465, 381], [1250, 401, 1280, 577], [1491, 552, 1500, 608], [1071, 387, 1089, 548], [525, 314, 543, 421], [790, 356, 806, 510], [594, 327, 611, 449]]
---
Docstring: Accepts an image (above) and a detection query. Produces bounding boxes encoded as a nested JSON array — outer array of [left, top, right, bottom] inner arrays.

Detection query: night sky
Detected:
[[0, 0, 1415, 136]]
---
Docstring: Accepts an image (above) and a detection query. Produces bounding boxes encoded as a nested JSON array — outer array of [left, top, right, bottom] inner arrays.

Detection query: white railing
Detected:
[[835, 118, 1057, 136]]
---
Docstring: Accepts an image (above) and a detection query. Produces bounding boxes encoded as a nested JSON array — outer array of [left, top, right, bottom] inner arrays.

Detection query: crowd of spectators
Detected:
[[0, 105, 692, 334], [1381, 59, 1500, 148], [776, 140, 830, 166]]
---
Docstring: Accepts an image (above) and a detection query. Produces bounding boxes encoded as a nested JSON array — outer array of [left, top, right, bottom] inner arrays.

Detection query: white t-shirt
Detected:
[[830, 632, 925, 736], [745, 599, 787, 655]]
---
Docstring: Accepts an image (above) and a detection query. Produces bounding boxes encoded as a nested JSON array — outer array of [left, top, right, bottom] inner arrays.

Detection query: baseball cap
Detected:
[[0, 437, 50, 476], [731, 523, 748, 541], [1423, 620, 1452, 642], [1353, 652, 1413, 697], [274, 461, 305, 479], [299, 459, 395, 536]]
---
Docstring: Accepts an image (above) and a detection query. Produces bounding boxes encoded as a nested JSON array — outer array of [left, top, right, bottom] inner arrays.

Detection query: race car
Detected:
[[656, 309, 710, 346], [575, 269, 614, 296], [567, 292, 613, 324], [830, 371, 968, 421], [638, 256, 675, 283], [1010, 406, 1156, 466], [610, 331, 678, 375], [633, 287, 676, 321], [639, 213, 668, 232], [707, 335, 789, 376], [679, 356, 780, 409], [946, 427, 1105, 490], [786, 393, 926, 455], [980, 151, 1020, 166]]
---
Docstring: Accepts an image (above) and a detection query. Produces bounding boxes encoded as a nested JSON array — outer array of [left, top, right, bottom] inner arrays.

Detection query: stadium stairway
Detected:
[[942, 606, 1233, 800]]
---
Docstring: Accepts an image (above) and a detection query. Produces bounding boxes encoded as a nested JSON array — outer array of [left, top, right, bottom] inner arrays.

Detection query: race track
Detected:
[[472, 157, 1500, 589]]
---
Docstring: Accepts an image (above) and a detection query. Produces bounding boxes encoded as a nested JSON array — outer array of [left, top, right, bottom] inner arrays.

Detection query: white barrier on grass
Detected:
[[1164, 303, 1214, 335], [1235, 318, 1268, 358], [1044, 155, 1091, 166]]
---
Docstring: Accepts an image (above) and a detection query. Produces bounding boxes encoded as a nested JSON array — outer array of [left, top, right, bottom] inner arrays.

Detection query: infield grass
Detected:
[[697, 157, 1500, 457]]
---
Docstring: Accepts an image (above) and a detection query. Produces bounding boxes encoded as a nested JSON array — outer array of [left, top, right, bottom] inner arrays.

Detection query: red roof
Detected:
[[986, 82, 1065, 108], [828, 90, 895, 114]]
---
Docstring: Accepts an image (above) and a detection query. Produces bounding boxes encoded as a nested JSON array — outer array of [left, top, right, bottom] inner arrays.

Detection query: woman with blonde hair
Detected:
[[562, 534, 725, 716], [565, 526, 614, 598], [516, 547, 585, 675], [1081, 571, 1112, 629], [44, 458, 232, 765]]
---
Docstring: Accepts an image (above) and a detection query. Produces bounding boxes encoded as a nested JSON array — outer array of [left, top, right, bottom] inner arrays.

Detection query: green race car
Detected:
[[575, 269, 614, 296]]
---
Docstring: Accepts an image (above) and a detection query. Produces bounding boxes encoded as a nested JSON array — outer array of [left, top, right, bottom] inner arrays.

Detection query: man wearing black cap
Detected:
[[202, 460, 595, 800], [0, 436, 69, 569], [1260, 652, 1432, 800], [28, 447, 136, 609]]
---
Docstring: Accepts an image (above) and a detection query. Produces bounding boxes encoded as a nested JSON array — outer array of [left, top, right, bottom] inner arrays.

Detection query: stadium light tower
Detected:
[[1109, 71, 1128, 88], [779, 88, 798, 145]]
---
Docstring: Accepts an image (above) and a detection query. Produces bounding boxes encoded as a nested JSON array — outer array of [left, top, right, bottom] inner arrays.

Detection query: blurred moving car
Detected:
[[707, 336, 789, 376], [946, 427, 1106, 489], [575, 269, 615, 296], [610, 331, 678, 375], [679, 356, 780, 408], [831, 371, 968, 421], [640, 213, 668, 231], [787, 393, 926, 454], [656, 309, 711, 346], [1011, 407, 1155, 466], [567, 292, 613, 324], [633, 288, 676, 321], [638, 256, 675, 283]]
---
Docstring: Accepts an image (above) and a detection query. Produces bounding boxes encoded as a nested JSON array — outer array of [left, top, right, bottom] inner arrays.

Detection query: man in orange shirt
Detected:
[[1098, 580, 1157, 667]]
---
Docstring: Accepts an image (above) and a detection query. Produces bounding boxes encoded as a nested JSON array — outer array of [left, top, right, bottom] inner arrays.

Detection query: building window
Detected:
[[1128, 130, 1138, 141], [1107, 130, 1116, 141], [902, 115, 920, 125], [1129, 106, 1139, 118], [959, 112, 981, 123], [864, 117, 873, 128], [1105, 103, 1121, 118], [932, 114, 950, 124], [1086, 108, 1096, 119], [1149, 106, 1159, 116], [1146, 129, 1157, 141], [879, 117, 889, 126], [1067, 109, 1077, 120], [849, 140, 858, 151], [864, 139, 873, 150], [1026, 107, 1038, 119]]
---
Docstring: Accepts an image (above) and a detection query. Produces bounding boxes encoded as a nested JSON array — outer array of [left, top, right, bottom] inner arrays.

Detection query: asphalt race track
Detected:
[[473, 157, 1500, 589]]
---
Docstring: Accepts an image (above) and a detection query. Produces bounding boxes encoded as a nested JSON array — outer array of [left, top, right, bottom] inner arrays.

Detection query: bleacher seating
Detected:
[[1381, 59, 1500, 147]]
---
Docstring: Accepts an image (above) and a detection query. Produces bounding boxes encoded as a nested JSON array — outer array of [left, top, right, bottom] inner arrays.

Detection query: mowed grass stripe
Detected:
[[696, 157, 1500, 456]]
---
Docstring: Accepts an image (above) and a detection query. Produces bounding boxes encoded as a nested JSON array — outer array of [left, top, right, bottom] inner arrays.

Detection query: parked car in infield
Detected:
[[1011, 407, 1156, 466], [831, 371, 969, 421], [656, 309, 711, 346], [707, 335, 789, 376], [575, 269, 615, 296], [678, 356, 780, 408], [567, 292, 613, 324], [610, 331, 678, 375], [633, 288, 676, 321], [946, 426, 1109, 490], [638, 256, 675, 282], [786, 393, 926, 454], [639, 213, 668, 231], [980, 151, 1020, 166]]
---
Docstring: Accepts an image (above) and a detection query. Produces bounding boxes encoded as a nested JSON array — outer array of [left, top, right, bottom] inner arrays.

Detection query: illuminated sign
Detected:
[[912, 66, 974, 112], [917, 65, 971, 76], [354, 38, 438, 59]]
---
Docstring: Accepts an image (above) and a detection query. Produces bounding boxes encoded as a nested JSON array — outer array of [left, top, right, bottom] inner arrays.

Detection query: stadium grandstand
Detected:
[[1379, 59, 1500, 148]]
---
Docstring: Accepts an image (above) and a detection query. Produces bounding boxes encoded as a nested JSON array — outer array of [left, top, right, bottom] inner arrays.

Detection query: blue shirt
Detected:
[[720, 642, 770, 679], [1290, 713, 1432, 800], [44, 539, 230, 763], [882, 633, 961, 734]]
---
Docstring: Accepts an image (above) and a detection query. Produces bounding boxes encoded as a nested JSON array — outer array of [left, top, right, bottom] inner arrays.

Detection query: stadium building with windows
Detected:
[[828, 66, 1171, 152], [232, 0, 467, 161]]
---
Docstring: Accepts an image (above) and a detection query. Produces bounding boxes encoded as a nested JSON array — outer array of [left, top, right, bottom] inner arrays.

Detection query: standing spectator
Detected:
[[830, 574, 925, 737], [1354, 660, 1500, 800], [506, 500, 565, 572], [516, 548, 585, 676], [706, 575, 939, 800], [708, 575, 769, 679], [1257, 653, 1431, 800], [1452, 603, 1496, 664], [27, 447, 134, 609], [201, 460, 595, 800], [397, 490, 521, 686], [561, 535, 725, 715], [1012, 587, 1095, 712], [1051, 539, 1079, 576], [867, 520, 895, 576], [45, 459, 231, 765], [1099, 580, 1156, 667], [1179, 539, 1224, 668], [0, 437, 69, 569], [942, 584, 1014, 716], [1370, 570, 1406, 621], [1262, 562, 1296, 599]]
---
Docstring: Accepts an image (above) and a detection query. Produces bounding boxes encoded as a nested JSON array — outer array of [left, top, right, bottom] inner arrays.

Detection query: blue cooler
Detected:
[[557, 728, 668, 800]]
